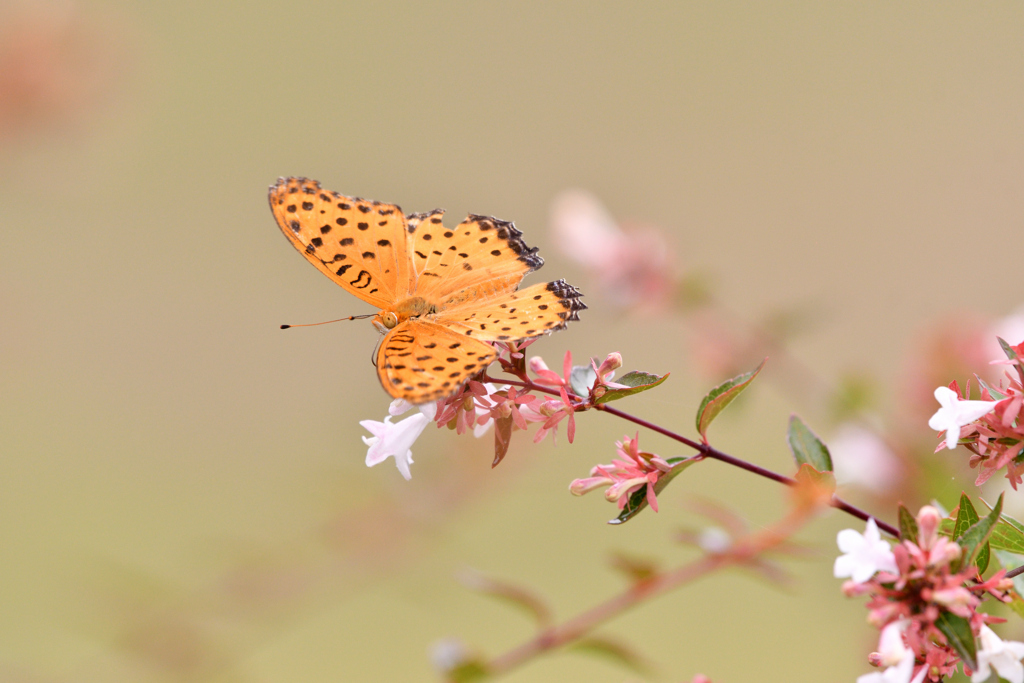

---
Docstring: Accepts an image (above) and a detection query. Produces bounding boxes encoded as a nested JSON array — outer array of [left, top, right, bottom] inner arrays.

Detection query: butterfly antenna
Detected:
[[280, 314, 375, 330]]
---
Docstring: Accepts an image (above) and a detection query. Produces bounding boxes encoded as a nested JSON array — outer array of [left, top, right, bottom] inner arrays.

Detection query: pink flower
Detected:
[[840, 506, 1016, 683], [569, 433, 675, 512]]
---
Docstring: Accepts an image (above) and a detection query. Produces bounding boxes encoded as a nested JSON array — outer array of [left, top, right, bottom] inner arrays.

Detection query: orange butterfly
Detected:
[[269, 177, 585, 403]]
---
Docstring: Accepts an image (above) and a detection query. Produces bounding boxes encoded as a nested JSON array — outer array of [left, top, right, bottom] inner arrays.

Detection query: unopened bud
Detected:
[[529, 356, 551, 374], [597, 351, 623, 377], [917, 505, 942, 550]]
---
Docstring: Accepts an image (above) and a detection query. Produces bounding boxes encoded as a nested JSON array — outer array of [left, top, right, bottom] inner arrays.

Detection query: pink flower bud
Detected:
[[597, 351, 622, 377], [917, 505, 942, 550], [569, 476, 612, 496]]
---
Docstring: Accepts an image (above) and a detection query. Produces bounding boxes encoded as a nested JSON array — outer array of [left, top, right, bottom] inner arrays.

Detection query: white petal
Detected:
[[389, 399, 414, 416], [418, 400, 439, 421], [360, 412, 431, 479]]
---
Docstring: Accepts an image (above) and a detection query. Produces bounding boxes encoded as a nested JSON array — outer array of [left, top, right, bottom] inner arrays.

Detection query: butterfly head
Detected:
[[373, 311, 399, 334], [372, 297, 440, 334]]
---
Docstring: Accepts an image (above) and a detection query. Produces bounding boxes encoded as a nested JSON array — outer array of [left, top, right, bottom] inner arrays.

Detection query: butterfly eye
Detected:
[[382, 312, 398, 329]]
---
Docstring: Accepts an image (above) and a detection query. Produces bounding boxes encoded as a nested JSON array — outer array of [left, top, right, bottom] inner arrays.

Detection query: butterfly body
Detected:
[[270, 177, 585, 403]]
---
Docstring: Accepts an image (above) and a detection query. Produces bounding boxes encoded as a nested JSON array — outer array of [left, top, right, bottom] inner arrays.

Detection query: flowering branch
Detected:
[[484, 369, 900, 537], [467, 497, 822, 680]]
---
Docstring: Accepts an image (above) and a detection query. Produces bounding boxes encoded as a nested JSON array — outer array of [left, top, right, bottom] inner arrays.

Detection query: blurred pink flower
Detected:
[[829, 423, 903, 494], [550, 189, 677, 312]]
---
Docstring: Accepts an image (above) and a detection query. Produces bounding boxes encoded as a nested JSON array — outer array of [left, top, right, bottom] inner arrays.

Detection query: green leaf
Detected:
[[957, 494, 1003, 571], [491, 414, 514, 468], [953, 493, 980, 541], [935, 611, 977, 670], [786, 415, 833, 472], [977, 542, 990, 574], [593, 370, 669, 405], [609, 456, 699, 525], [998, 337, 1024, 384], [607, 552, 660, 584], [458, 569, 552, 627], [985, 516, 1024, 554], [1005, 591, 1024, 620], [695, 359, 766, 441], [567, 637, 649, 676], [976, 377, 1009, 401], [446, 660, 490, 683], [993, 550, 1024, 603], [973, 500, 1024, 553], [998, 337, 1020, 363], [898, 505, 919, 544]]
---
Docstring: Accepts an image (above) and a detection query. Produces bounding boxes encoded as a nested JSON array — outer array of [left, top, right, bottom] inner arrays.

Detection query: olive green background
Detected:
[[2, 2, 1023, 681]]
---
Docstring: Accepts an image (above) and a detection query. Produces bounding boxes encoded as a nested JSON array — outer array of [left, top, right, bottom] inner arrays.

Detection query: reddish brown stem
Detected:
[[486, 553, 725, 676], [484, 507, 812, 677], [483, 373, 900, 538]]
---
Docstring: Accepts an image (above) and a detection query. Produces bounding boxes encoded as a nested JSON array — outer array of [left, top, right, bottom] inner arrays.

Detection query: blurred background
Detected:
[[2, 2, 1023, 681]]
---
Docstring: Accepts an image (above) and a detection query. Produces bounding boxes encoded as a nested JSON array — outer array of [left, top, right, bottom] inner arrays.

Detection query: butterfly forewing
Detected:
[[408, 213, 543, 305], [269, 177, 413, 308], [377, 320, 498, 403]]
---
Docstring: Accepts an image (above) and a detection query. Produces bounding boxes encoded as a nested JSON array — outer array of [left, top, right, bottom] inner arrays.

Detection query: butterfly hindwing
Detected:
[[377, 320, 498, 403], [269, 177, 412, 309], [435, 280, 586, 343]]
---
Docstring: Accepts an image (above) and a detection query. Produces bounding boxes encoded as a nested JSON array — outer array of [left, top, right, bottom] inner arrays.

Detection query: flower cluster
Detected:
[[928, 340, 1024, 487], [359, 344, 621, 478], [435, 378, 577, 446], [836, 507, 1018, 683], [569, 433, 677, 512]]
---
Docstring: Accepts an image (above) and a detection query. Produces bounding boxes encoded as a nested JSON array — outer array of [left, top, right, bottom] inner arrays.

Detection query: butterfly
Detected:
[[269, 177, 585, 404]]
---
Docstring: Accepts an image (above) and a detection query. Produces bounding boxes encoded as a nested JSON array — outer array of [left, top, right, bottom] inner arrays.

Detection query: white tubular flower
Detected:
[[834, 518, 899, 584], [973, 625, 1024, 683], [360, 400, 438, 480], [928, 386, 998, 450], [857, 622, 923, 683]]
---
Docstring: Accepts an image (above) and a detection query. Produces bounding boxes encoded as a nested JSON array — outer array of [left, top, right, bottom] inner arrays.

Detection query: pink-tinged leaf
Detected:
[[695, 359, 766, 442], [791, 463, 836, 510], [511, 405, 528, 431], [593, 370, 670, 405], [492, 414, 514, 468]]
